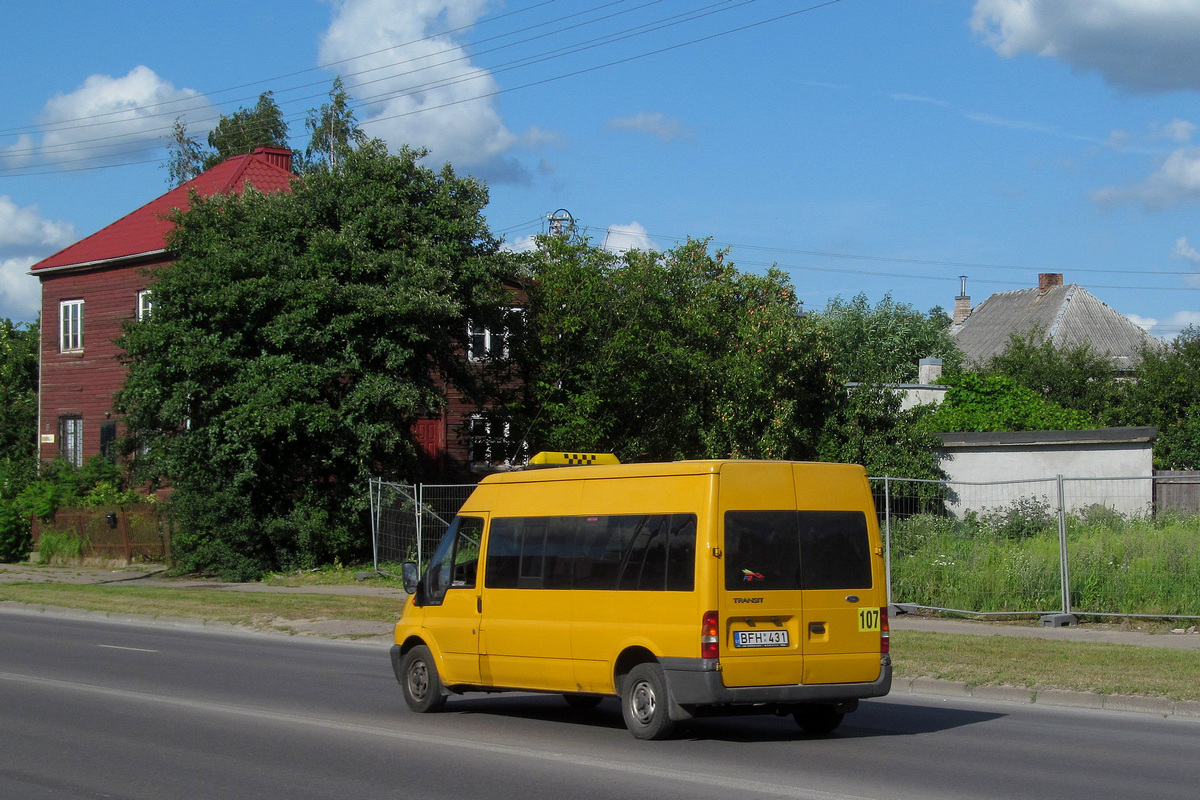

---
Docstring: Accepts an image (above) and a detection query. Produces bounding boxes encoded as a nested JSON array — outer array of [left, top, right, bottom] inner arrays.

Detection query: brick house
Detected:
[[31, 146, 522, 481]]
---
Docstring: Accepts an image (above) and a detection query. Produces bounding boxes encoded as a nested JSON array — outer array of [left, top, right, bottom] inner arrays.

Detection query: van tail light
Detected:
[[880, 607, 890, 654], [701, 610, 719, 659]]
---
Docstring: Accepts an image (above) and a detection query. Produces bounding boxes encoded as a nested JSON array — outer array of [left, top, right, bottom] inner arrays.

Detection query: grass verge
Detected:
[[892, 630, 1200, 702], [0, 583, 402, 629]]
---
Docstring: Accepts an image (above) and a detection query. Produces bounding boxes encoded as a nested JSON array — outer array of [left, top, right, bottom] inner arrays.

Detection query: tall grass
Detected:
[[36, 528, 87, 565], [889, 503, 1200, 617]]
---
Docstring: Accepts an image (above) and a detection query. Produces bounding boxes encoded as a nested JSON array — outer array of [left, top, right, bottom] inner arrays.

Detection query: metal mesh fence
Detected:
[[873, 475, 1200, 620], [372, 474, 1200, 620], [369, 480, 474, 575]]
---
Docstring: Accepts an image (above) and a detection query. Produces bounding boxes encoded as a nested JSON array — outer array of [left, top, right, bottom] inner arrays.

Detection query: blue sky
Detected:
[[3, 0, 1199, 339]]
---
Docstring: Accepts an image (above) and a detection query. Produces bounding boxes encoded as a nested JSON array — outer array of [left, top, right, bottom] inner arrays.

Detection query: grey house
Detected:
[[950, 273, 1158, 371]]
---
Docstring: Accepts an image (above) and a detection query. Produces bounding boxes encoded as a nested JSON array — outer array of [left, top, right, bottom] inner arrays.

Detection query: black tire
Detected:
[[793, 705, 844, 735], [621, 663, 676, 740], [563, 693, 604, 710], [399, 645, 447, 713]]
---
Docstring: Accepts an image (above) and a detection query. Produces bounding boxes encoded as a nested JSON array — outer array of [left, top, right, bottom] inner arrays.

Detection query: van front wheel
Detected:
[[400, 645, 447, 713], [621, 663, 675, 740]]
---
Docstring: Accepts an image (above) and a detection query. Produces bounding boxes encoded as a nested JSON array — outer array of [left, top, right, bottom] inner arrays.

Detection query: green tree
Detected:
[[982, 329, 1122, 423], [0, 316, 38, 561], [163, 92, 293, 185], [1124, 326, 1200, 469], [117, 142, 510, 580], [0, 317, 39, 470], [923, 372, 1096, 433], [816, 384, 945, 480], [816, 293, 963, 383], [512, 235, 838, 461], [305, 77, 368, 169], [202, 91, 289, 171], [163, 116, 207, 188]]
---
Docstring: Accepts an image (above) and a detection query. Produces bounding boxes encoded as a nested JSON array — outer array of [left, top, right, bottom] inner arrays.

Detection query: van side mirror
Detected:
[[402, 562, 421, 601]]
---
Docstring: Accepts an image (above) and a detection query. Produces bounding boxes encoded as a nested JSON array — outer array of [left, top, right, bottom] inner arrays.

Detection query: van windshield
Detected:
[[724, 510, 872, 591]]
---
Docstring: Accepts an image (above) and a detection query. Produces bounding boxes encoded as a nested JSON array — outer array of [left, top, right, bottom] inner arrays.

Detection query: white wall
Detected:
[[936, 428, 1156, 517]]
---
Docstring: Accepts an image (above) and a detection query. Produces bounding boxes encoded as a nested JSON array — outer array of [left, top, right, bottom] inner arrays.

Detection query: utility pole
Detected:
[[547, 209, 574, 237]]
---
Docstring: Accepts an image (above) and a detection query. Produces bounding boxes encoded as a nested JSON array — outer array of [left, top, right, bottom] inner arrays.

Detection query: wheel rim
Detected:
[[407, 659, 430, 701], [629, 679, 657, 726]]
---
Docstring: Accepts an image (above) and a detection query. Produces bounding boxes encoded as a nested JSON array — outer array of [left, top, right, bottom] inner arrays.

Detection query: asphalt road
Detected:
[[2, 612, 1198, 800]]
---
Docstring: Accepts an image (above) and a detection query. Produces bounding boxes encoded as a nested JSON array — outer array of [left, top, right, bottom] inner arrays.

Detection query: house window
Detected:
[[137, 290, 153, 321], [467, 308, 521, 361], [100, 422, 118, 462], [60, 299, 84, 351], [469, 415, 526, 466], [59, 415, 83, 467]]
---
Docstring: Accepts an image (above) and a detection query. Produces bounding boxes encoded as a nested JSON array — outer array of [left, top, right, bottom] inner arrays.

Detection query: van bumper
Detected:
[[660, 657, 892, 708]]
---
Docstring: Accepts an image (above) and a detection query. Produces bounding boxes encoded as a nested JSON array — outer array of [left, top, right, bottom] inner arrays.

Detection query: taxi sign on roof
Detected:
[[527, 451, 620, 468]]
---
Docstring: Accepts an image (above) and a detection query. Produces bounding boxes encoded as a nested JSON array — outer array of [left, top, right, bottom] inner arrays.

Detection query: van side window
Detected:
[[484, 514, 696, 591], [425, 516, 483, 605], [798, 511, 872, 590], [724, 510, 872, 591]]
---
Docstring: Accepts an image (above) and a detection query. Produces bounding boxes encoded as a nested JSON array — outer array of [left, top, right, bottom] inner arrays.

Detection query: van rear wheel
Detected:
[[793, 705, 844, 735], [621, 663, 676, 740], [400, 645, 446, 713]]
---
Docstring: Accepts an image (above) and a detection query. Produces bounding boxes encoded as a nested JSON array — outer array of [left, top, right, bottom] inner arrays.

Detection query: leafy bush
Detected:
[[981, 496, 1056, 540], [0, 498, 31, 563]]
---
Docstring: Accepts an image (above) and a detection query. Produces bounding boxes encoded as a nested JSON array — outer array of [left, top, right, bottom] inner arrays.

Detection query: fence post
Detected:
[[416, 483, 424, 567], [369, 478, 379, 573], [883, 476, 893, 609], [1040, 474, 1078, 627]]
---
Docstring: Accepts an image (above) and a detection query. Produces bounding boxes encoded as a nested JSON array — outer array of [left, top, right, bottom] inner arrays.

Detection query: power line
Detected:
[[0, 0, 768, 171]]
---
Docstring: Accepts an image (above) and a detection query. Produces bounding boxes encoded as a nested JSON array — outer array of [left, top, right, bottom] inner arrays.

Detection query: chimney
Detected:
[[1038, 272, 1063, 293], [253, 146, 293, 174], [953, 275, 971, 325], [918, 357, 943, 385]]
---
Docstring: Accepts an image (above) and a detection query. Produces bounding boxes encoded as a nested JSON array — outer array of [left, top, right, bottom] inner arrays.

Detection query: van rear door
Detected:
[[793, 509, 883, 685]]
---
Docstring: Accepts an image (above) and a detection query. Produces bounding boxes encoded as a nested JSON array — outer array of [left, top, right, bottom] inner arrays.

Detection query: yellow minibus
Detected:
[[391, 458, 891, 739]]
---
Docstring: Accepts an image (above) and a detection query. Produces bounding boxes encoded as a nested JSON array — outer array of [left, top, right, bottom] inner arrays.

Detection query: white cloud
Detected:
[[1091, 147, 1200, 208], [500, 234, 539, 253], [1173, 235, 1200, 265], [319, 0, 542, 182], [602, 222, 658, 253], [608, 112, 690, 142], [0, 257, 40, 322], [972, 0, 1200, 93], [0, 196, 76, 258], [1160, 118, 1196, 142], [0, 66, 211, 172], [1129, 310, 1200, 339]]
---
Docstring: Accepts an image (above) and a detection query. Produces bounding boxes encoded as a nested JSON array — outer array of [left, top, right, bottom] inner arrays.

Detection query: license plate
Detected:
[[733, 629, 789, 648]]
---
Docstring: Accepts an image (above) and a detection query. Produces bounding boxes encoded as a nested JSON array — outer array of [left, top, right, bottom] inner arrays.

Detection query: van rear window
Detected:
[[485, 514, 696, 591], [724, 511, 872, 591]]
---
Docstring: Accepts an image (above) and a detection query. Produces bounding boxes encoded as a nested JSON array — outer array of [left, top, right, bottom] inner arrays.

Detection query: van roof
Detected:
[[480, 460, 859, 485]]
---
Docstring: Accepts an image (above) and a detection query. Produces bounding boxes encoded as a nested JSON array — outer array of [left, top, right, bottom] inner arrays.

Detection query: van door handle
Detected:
[[477, 597, 482, 614]]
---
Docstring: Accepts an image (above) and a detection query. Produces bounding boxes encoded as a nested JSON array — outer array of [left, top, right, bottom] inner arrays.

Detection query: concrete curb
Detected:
[[892, 675, 1200, 719]]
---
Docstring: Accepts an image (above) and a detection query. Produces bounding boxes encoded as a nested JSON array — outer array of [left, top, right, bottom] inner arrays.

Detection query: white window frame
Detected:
[[466, 307, 520, 361], [137, 289, 153, 321], [59, 415, 83, 467], [60, 299, 84, 352], [469, 415, 527, 466]]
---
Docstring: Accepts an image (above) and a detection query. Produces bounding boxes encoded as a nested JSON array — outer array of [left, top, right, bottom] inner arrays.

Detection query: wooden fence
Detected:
[[1156, 471, 1200, 516]]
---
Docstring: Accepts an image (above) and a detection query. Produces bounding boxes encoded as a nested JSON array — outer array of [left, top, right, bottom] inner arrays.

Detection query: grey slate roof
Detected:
[[950, 283, 1158, 370]]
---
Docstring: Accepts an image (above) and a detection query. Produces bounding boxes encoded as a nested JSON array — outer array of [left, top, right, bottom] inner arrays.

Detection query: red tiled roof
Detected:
[[31, 147, 295, 272]]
